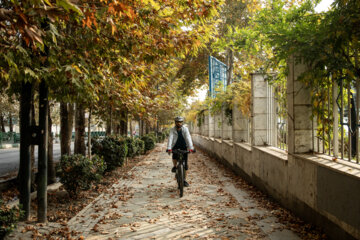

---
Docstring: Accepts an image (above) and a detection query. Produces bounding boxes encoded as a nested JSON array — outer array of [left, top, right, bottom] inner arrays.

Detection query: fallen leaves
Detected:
[[21, 225, 36, 233], [8, 145, 327, 239], [92, 224, 99, 232]]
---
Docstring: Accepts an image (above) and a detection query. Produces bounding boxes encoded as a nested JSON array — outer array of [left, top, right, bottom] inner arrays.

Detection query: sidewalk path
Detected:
[[9, 143, 302, 239]]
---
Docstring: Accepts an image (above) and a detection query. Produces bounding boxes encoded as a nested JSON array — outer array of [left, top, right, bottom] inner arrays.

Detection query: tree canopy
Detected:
[[1, 0, 223, 126], [187, 0, 360, 124]]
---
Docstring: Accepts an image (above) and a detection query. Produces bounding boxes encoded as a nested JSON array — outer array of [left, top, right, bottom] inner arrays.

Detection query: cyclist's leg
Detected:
[[184, 153, 188, 171], [183, 153, 189, 186], [172, 153, 178, 172]]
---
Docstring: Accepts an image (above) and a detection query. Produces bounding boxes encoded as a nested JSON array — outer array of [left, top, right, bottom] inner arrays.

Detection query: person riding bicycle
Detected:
[[167, 116, 195, 187]]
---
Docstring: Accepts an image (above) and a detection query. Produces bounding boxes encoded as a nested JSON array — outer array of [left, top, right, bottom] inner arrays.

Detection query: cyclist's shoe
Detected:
[[171, 166, 176, 173], [184, 181, 189, 187]]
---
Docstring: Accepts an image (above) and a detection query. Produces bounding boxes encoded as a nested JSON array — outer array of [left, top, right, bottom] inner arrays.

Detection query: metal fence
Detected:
[[274, 82, 287, 150], [313, 79, 360, 164], [262, 80, 287, 150], [0, 132, 20, 144]]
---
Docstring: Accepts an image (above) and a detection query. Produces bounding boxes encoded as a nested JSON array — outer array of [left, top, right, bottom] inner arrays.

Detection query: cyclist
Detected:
[[167, 116, 195, 187]]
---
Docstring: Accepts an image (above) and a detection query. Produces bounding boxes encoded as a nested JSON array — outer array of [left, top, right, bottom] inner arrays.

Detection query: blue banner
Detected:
[[209, 56, 227, 98]]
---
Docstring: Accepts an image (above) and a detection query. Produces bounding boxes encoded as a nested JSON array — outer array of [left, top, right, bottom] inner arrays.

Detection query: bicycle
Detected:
[[169, 149, 195, 198]]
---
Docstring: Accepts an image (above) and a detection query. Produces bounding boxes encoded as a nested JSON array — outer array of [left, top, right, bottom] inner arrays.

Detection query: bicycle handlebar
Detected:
[[166, 149, 196, 154]]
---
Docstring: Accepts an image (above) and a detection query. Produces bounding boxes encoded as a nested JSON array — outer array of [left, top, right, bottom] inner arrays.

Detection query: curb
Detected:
[[7, 182, 62, 208], [0, 144, 14, 149]]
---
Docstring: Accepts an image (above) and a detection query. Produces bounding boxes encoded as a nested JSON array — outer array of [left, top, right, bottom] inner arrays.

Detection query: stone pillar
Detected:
[[214, 113, 222, 138], [204, 110, 209, 137], [199, 115, 204, 135], [287, 56, 313, 154], [232, 105, 249, 142], [209, 113, 215, 138], [222, 106, 233, 140], [193, 117, 198, 134], [251, 73, 268, 146]]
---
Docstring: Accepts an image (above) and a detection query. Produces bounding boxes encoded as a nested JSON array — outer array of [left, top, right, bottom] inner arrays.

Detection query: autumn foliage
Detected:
[[1, 0, 222, 130]]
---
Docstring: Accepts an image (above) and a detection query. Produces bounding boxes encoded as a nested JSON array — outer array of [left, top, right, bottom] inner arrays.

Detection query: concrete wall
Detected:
[[214, 114, 222, 139], [232, 106, 249, 142], [191, 60, 360, 239], [193, 134, 360, 240], [222, 106, 232, 140], [209, 114, 215, 138]]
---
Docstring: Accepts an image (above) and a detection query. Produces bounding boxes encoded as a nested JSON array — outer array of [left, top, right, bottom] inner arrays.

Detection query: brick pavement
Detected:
[[8, 143, 301, 239]]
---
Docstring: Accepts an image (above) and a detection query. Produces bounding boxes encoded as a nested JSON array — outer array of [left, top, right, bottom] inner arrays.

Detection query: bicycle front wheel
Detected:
[[178, 164, 184, 197]]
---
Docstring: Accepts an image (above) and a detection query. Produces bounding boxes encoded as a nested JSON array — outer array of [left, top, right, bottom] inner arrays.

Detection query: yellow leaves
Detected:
[[194, 39, 202, 47], [111, 24, 117, 35], [159, 8, 174, 17], [72, 64, 82, 74], [43, 0, 53, 7], [313, 100, 319, 108], [245, 0, 262, 13], [145, 0, 161, 11]]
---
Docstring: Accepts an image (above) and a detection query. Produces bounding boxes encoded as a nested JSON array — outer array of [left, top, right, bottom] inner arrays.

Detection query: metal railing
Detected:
[[313, 79, 360, 164], [0, 132, 20, 146], [274, 82, 287, 150]]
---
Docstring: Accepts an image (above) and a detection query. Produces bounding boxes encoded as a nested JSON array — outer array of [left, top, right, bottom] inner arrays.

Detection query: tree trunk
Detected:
[[48, 104, 56, 184], [0, 113, 5, 132], [18, 81, 32, 220], [156, 117, 159, 135], [106, 120, 111, 136], [60, 102, 69, 156], [68, 104, 74, 153], [130, 119, 133, 137], [145, 122, 149, 134], [9, 112, 13, 132], [227, 48, 234, 86], [37, 79, 48, 222], [115, 123, 120, 136], [120, 111, 127, 136], [30, 100, 36, 192], [139, 120, 143, 136], [88, 108, 92, 158], [106, 108, 112, 136], [60, 102, 74, 156], [74, 104, 86, 155]]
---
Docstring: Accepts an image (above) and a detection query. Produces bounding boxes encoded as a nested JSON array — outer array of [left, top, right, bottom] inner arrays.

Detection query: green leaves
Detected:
[[24, 68, 38, 79], [56, 0, 83, 15]]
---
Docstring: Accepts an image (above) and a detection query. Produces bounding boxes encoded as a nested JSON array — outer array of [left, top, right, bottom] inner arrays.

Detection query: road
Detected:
[[0, 143, 74, 178]]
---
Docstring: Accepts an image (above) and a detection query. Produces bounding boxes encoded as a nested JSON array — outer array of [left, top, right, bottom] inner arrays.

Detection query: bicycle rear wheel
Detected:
[[178, 164, 184, 197]]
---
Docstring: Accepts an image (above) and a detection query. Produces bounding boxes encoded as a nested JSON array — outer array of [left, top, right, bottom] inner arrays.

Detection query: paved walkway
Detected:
[[8, 143, 302, 239]]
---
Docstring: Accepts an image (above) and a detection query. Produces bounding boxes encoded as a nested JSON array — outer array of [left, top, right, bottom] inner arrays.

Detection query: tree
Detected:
[[0, 95, 19, 132], [60, 103, 74, 156], [1, 0, 224, 220]]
